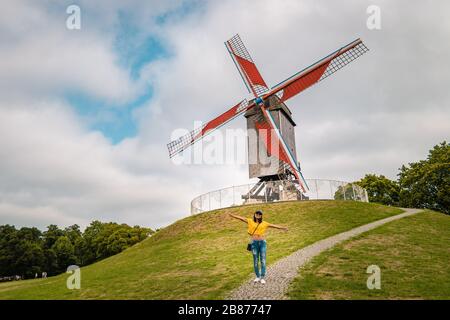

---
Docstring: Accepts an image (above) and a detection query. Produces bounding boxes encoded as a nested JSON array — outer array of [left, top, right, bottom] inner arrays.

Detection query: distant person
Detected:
[[35, 273, 38, 279], [229, 210, 288, 284]]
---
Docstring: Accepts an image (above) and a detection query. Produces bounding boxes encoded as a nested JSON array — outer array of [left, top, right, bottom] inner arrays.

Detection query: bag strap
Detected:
[[249, 222, 261, 236]]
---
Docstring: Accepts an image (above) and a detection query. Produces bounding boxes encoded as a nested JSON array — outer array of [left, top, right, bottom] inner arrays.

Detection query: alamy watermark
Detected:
[[170, 124, 288, 169], [366, 264, 381, 289], [66, 5, 81, 30], [366, 5, 381, 30], [66, 265, 81, 290]]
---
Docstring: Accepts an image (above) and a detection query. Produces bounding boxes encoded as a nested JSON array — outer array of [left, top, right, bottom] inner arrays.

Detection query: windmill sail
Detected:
[[167, 99, 253, 158], [225, 34, 269, 97], [266, 39, 369, 103], [167, 36, 369, 166]]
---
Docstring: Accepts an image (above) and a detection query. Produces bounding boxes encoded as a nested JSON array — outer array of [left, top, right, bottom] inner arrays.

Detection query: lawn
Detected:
[[287, 210, 450, 299], [0, 201, 402, 299]]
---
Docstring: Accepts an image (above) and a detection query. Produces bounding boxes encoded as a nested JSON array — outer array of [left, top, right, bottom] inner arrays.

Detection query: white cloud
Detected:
[[0, 2, 138, 104]]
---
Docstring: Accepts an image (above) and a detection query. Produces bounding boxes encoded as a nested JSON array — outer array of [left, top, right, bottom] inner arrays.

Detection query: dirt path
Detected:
[[226, 208, 422, 300]]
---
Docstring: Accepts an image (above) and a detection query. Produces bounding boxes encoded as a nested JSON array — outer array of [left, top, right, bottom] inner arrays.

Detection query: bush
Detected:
[[355, 174, 399, 206], [398, 141, 449, 214]]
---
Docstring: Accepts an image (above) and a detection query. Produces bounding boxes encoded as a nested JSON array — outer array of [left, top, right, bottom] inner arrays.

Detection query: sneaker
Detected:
[[253, 277, 261, 283], [260, 279, 266, 284]]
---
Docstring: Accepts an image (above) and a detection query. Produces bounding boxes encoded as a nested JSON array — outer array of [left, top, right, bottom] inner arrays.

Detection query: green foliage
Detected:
[[52, 236, 77, 274], [0, 221, 153, 278], [355, 174, 399, 205], [353, 141, 449, 212], [0, 225, 45, 278], [64, 225, 82, 244], [334, 184, 357, 200], [0, 225, 17, 276], [398, 141, 449, 214], [43, 224, 64, 249], [81, 221, 152, 265], [16, 242, 45, 278]]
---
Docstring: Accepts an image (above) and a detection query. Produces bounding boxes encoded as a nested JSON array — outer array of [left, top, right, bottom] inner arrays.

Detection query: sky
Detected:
[[0, 0, 449, 230]]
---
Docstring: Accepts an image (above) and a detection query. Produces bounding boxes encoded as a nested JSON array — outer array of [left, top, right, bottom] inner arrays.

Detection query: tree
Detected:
[[65, 224, 82, 244], [0, 225, 18, 276], [89, 222, 152, 261], [43, 225, 65, 250], [43, 248, 58, 275], [52, 236, 77, 274], [334, 183, 357, 201], [0, 226, 45, 278], [355, 174, 399, 205], [17, 227, 42, 243], [80, 220, 104, 265], [15, 241, 45, 278], [398, 141, 449, 214], [65, 224, 83, 265]]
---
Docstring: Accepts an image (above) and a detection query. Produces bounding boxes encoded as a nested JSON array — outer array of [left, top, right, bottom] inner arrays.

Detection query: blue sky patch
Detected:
[[114, 10, 169, 79], [66, 89, 153, 144], [66, 1, 204, 143], [156, 0, 205, 25]]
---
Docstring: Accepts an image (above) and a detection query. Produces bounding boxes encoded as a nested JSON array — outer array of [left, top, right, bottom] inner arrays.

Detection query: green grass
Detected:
[[0, 201, 402, 300], [287, 210, 450, 300]]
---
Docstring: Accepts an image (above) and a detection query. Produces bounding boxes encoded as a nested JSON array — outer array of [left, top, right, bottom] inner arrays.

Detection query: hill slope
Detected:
[[0, 201, 402, 299], [287, 210, 450, 299]]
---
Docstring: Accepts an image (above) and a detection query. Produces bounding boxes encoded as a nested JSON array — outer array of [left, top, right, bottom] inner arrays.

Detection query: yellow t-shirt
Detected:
[[247, 218, 270, 236]]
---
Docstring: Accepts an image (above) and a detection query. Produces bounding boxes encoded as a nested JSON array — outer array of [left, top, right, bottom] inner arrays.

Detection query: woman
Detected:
[[229, 210, 288, 284]]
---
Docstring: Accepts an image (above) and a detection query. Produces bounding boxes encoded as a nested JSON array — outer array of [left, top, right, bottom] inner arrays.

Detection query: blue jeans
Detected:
[[251, 240, 267, 278]]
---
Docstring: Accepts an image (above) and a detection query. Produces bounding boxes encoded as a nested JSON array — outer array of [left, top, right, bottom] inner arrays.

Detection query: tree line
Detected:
[[354, 141, 449, 214], [0, 221, 154, 279]]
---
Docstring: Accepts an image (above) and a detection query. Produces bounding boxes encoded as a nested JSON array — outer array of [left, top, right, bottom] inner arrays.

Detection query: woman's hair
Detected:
[[253, 210, 263, 223]]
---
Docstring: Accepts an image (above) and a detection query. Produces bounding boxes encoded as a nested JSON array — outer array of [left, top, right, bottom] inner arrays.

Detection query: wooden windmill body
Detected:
[[245, 95, 297, 181]]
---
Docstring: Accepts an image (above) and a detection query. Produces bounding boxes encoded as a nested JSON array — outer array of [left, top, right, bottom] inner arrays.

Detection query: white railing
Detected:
[[191, 179, 368, 214]]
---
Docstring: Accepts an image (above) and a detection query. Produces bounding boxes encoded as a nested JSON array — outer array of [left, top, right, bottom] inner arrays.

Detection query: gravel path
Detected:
[[226, 208, 422, 300]]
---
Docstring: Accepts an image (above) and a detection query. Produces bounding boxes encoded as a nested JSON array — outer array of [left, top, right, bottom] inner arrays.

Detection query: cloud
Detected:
[[0, 2, 135, 104], [0, 0, 449, 230], [0, 100, 197, 229]]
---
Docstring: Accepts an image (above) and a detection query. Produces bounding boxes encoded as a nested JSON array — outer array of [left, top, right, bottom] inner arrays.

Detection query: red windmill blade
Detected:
[[167, 99, 253, 158], [264, 38, 369, 103], [225, 34, 269, 98]]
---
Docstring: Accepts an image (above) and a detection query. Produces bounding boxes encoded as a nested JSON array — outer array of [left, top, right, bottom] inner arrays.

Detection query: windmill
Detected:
[[167, 34, 368, 202]]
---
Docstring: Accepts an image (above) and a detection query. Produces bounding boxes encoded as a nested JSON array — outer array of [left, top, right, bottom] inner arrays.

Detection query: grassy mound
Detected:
[[287, 210, 450, 299], [0, 201, 402, 300]]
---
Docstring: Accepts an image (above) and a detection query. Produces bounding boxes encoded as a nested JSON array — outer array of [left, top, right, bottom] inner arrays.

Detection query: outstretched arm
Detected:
[[228, 213, 248, 223], [268, 223, 288, 231]]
